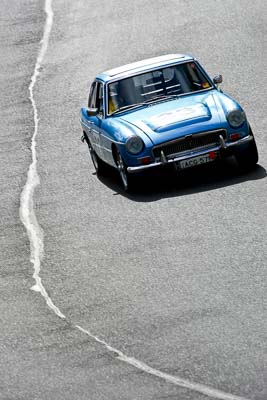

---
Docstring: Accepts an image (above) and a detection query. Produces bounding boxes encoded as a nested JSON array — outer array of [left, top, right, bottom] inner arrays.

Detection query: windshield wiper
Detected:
[[109, 94, 180, 116], [110, 102, 148, 116]]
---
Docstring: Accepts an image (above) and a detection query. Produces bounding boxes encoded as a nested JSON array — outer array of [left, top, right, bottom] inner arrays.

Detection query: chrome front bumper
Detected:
[[127, 134, 253, 173]]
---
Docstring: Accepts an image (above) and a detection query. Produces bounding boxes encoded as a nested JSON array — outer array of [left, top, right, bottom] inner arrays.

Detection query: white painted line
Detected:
[[19, 1, 251, 398], [19, 0, 65, 320], [76, 325, 250, 400]]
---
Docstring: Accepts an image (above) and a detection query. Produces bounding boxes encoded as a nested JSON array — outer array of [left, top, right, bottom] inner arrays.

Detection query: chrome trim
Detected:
[[166, 143, 218, 159], [100, 137, 122, 145], [219, 134, 227, 150], [103, 147, 112, 153], [152, 129, 227, 155], [80, 119, 92, 130], [127, 135, 253, 173], [160, 151, 167, 163]]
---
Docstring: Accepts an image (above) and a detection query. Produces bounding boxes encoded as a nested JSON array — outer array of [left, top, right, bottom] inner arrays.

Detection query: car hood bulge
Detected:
[[119, 91, 224, 145]]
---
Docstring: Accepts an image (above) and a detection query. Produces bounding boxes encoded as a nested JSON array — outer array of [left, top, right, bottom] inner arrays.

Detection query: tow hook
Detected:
[[81, 134, 85, 143]]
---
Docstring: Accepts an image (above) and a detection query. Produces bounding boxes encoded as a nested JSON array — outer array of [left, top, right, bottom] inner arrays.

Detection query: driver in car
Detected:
[[108, 80, 131, 114]]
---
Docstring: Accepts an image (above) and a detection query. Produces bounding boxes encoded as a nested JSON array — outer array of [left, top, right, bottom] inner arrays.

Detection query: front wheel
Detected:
[[115, 151, 135, 192], [235, 129, 258, 171], [87, 141, 107, 176]]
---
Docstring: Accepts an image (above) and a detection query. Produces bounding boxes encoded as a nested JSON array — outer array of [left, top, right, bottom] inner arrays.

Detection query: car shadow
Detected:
[[95, 157, 266, 202]]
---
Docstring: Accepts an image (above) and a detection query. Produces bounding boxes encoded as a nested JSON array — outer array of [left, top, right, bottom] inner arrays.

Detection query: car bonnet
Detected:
[[118, 91, 223, 145]]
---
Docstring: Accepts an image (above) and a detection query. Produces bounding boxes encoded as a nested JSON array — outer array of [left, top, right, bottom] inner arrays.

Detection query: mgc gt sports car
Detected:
[[80, 54, 258, 191]]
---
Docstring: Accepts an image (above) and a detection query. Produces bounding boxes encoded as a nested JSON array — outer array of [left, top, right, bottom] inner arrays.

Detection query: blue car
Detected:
[[80, 54, 258, 191]]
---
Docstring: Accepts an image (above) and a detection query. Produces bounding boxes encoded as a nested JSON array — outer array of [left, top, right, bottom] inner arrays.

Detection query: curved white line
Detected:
[[19, 1, 250, 399], [76, 325, 250, 400], [19, 0, 65, 320]]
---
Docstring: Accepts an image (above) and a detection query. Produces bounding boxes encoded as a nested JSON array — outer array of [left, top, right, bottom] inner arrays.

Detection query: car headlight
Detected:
[[125, 136, 144, 154], [227, 109, 246, 128]]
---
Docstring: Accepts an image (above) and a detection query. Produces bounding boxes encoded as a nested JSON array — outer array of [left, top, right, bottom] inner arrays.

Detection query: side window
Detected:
[[88, 81, 104, 116], [88, 81, 98, 108]]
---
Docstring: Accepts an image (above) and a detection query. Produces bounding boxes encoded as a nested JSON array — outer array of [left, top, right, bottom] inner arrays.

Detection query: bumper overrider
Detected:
[[127, 134, 253, 173]]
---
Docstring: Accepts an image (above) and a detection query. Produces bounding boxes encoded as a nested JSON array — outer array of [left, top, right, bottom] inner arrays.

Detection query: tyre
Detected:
[[86, 139, 107, 176], [115, 150, 135, 192], [235, 128, 258, 171]]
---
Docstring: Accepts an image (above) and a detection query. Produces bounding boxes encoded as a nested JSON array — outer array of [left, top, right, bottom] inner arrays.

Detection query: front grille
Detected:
[[153, 129, 227, 159]]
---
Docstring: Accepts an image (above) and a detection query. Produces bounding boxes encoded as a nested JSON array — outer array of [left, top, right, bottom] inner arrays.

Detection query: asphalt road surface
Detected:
[[0, 1, 266, 399]]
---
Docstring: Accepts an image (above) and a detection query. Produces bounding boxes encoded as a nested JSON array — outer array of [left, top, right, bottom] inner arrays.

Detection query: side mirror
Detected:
[[87, 107, 98, 117], [213, 75, 223, 85]]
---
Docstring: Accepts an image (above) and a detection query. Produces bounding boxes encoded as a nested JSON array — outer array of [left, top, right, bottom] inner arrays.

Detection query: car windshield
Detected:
[[108, 62, 212, 115]]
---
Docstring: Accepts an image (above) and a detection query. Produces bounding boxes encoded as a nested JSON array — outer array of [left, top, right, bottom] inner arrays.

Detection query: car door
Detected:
[[87, 81, 104, 159]]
